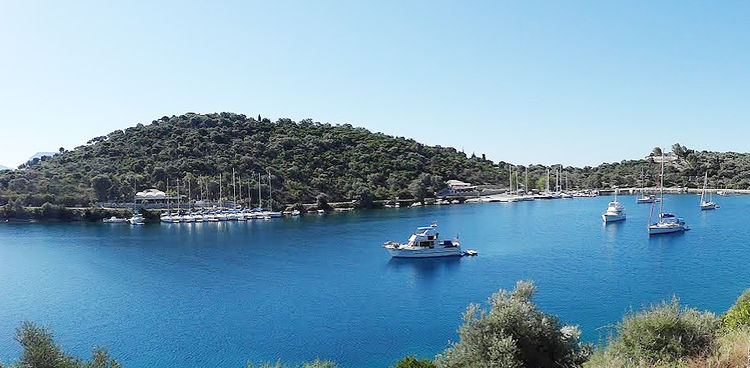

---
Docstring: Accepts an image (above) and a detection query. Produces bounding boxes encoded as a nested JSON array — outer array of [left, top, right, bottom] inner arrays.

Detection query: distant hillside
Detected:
[[0, 113, 504, 208], [0, 113, 748, 210], [28, 152, 57, 162], [0, 165, 9, 171]]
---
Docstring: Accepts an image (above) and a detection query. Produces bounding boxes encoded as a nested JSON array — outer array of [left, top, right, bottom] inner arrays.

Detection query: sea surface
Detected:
[[1, 195, 748, 367]]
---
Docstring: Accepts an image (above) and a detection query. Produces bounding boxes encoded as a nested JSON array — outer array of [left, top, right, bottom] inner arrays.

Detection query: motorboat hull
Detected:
[[602, 213, 626, 222], [387, 248, 463, 258]]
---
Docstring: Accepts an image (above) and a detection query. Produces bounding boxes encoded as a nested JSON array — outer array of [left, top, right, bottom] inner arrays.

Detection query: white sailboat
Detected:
[[128, 178, 145, 225], [602, 189, 626, 223], [648, 154, 688, 235], [161, 179, 178, 223], [636, 168, 658, 203], [699, 172, 718, 210], [266, 170, 282, 218]]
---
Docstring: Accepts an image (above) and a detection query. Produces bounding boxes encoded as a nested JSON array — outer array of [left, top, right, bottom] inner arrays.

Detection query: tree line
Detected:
[[1, 112, 748, 217]]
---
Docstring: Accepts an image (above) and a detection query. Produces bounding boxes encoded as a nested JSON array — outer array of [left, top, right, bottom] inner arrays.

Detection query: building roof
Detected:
[[446, 179, 472, 186], [135, 188, 167, 200]]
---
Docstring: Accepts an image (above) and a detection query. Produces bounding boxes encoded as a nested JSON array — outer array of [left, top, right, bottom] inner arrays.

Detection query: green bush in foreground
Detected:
[[9, 321, 122, 368], [586, 298, 719, 367], [391, 355, 437, 368], [247, 359, 337, 368], [435, 280, 592, 368], [722, 288, 750, 330]]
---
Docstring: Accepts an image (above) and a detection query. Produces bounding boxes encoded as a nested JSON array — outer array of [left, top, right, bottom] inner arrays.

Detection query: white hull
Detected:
[[103, 217, 128, 223], [602, 213, 626, 222], [700, 202, 717, 210], [387, 248, 463, 258], [648, 224, 687, 235]]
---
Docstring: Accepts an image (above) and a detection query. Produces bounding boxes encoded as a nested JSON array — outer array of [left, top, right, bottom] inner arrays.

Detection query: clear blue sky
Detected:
[[1, 1, 749, 168]]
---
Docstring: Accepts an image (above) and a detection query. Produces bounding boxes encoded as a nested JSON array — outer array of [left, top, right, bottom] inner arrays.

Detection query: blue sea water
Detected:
[[1, 195, 749, 367]]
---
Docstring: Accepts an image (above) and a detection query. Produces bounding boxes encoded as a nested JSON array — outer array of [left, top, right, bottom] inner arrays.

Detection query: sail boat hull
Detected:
[[700, 202, 718, 210], [648, 224, 687, 235]]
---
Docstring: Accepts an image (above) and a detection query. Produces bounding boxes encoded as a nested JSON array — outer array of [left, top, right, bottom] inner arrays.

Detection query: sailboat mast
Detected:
[[659, 153, 665, 216], [258, 173, 262, 209], [177, 178, 180, 213], [525, 167, 529, 192], [546, 169, 550, 192], [166, 178, 170, 213], [232, 168, 236, 208], [509, 166, 512, 192], [188, 179, 191, 211], [219, 173, 222, 209], [267, 170, 272, 210]]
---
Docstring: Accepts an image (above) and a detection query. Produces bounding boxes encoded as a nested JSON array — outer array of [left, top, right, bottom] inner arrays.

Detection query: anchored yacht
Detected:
[[648, 153, 688, 235], [602, 191, 626, 223], [382, 222, 462, 258], [699, 172, 718, 210], [128, 212, 145, 225]]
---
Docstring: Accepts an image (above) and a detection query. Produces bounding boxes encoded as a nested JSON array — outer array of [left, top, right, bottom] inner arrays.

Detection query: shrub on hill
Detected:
[[435, 280, 591, 368], [722, 288, 750, 330], [585, 298, 720, 367]]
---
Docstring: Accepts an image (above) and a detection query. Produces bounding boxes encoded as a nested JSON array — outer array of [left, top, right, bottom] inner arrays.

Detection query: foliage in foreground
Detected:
[[435, 280, 592, 368], [391, 355, 437, 368], [585, 298, 721, 367], [721, 288, 750, 331], [247, 358, 337, 368], [3, 321, 121, 368]]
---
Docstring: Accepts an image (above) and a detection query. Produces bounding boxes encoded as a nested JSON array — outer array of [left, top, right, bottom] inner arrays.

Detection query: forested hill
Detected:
[[0, 113, 504, 208], [1, 113, 749, 210]]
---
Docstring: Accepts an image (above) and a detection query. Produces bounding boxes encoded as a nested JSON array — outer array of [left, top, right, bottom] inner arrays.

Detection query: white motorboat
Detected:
[[699, 172, 718, 210], [636, 194, 658, 204], [648, 153, 688, 235], [128, 213, 145, 225], [602, 191, 626, 223], [103, 216, 128, 223], [382, 222, 462, 258]]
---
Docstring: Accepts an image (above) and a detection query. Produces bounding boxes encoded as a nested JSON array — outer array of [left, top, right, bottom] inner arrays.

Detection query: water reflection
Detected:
[[386, 256, 462, 281], [602, 220, 625, 242]]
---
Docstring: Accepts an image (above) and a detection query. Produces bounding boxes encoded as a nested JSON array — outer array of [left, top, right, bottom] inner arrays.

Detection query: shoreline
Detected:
[[1, 189, 741, 223]]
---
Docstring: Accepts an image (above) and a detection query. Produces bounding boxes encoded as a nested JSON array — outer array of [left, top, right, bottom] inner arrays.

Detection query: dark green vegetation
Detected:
[[0, 113, 501, 214], [1, 321, 122, 368], [246, 360, 337, 368], [391, 356, 437, 368], [435, 281, 592, 368], [6, 285, 750, 368], [0, 203, 130, 222], [2, 113, 747, 221]]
